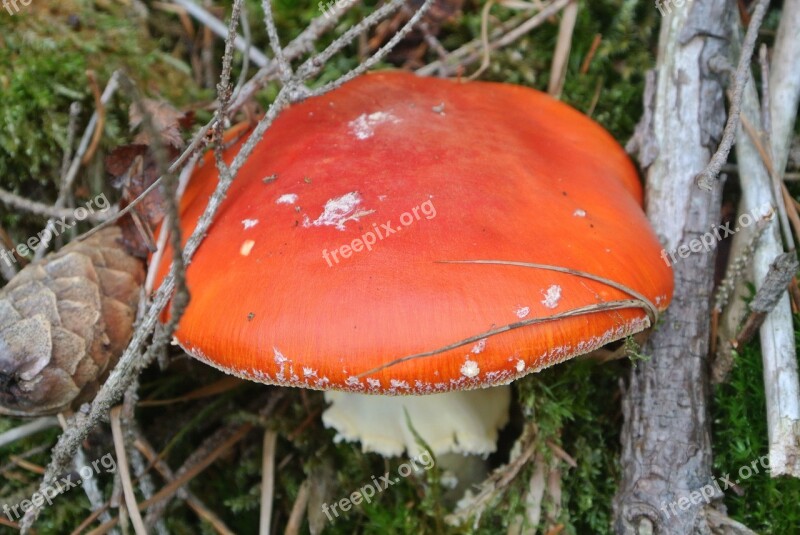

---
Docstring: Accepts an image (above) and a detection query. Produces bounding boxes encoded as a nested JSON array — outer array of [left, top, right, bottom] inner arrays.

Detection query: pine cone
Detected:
[[0, 226, 144, 416]]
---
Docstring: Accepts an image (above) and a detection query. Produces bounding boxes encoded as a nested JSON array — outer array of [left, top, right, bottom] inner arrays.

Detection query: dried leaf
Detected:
[[105, 145, 166, 258], [129, 98, 189, 148]]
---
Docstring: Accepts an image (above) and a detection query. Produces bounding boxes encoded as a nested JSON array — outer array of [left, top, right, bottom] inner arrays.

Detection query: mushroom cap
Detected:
[[155, 71, 673, 395]]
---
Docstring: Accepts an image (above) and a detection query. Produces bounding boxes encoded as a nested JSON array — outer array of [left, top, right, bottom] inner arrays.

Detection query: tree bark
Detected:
[[614, 1, 736, 532]]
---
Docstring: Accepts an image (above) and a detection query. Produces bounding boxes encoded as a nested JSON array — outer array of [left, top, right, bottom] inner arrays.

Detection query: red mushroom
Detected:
[[153, 71, 672, 459]]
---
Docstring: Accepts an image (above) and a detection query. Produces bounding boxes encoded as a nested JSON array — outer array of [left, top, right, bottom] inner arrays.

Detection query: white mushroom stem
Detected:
[[322, 385, 511, 459]]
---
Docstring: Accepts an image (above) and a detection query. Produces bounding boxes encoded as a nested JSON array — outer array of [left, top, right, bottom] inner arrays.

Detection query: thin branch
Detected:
[[230, 5, 357, 111], [297, 0, 407, 83], [261, 0, 293, 84], [172, 0, 269, 67], [696, 0, 771, 191], [309, 0, 436, 96], [0, 187, 114, 222], [61, 71, 121, 202]]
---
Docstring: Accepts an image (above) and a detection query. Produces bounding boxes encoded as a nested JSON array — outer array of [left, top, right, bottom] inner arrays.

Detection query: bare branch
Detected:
[[696, 0, 770, 191], [172, 0, 269, 67]]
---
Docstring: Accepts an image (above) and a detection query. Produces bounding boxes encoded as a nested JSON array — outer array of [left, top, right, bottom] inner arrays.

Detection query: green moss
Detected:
[[0, 0, 202, 197], [711, 320, 800, 533]]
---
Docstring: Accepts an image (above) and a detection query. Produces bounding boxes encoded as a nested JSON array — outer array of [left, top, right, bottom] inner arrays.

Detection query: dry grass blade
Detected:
[[110, 406, 148, 535], [139, 376, 244, 407], [81, 70, 105, 165], [356, 259, 658, 378], [284, 479, 310, 535], [86, 424, 254, 535], [547, 0, 577, 97], [579, 33, 601, 74], [8, 456, 45, 475], [467, 0, 496, 80], [260, 430, 278, 535], [419, 0, 570, 76], [740, 113, 796, 251], [357, 298, 647, 378], [134, 436, 236, 535], [172, 0, 269, 66], [0, 417, 59, 449]]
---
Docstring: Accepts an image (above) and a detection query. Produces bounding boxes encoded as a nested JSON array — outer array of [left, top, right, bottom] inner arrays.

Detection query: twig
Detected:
[[310, 0, 435, 96], [58, 102, 82, 188], [297, 0, 410, 86], [171, 0, 268, 67], [261, 0, 293, 84], [59, 413, 118, 533], [446, 423, 538, 527], [260, 430, 278, 535], [0, 188, 113, 222], [229, 5, 358, 111], [758, 44, 771, 135], [615, 1, 744, 530], [696, 0, 770, 191], [768, 0, 800, 181], [61, 71, 121, 203], [733, 252, 799, 347]]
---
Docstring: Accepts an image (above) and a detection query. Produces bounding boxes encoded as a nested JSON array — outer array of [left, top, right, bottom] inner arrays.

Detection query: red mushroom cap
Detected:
[[154, 71, 673, 394]]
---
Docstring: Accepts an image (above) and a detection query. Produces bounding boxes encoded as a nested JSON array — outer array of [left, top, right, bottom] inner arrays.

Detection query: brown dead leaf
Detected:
[[129, 99, 192, 149], [105, 144, 167, 258]]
